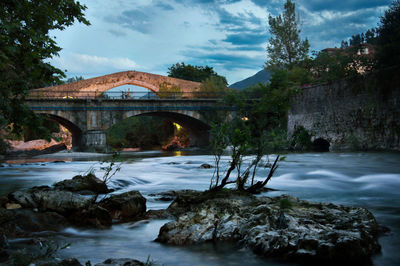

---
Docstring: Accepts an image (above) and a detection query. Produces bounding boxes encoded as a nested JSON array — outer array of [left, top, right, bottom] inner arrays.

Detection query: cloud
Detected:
[[298, 0, 391, 12], [105, 9, 152, 34], [223, 31, 266, 45], [301, 7, 387, 50], [108, 29, 127, 37], [155, 2, 174, 10], [249, 0, 285, 14], [182, 50, 264, 71], [52, 53, 140, 77]]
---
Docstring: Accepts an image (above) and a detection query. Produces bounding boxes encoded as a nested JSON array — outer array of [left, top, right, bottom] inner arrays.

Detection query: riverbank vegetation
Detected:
[[106, 117, 175, 150]]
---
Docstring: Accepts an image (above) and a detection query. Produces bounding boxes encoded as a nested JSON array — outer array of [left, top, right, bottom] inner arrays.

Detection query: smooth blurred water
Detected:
[[0, 151, 399, 265]]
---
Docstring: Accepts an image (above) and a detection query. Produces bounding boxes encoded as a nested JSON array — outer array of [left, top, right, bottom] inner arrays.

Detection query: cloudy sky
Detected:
[[50, 0, 392, 85]]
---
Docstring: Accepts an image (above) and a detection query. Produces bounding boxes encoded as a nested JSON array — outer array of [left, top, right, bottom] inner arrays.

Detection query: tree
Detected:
[[168, 62, 228, 99], [349, 34, 362, 46], [106, 116, 174, 150], [266, 0, 310, 70], [199, 76, 228, 98], [168, 62, 227, 84], [340, 40, 349, 49], [209, 117, 281, 193], [209, 71, 293, 193], [311, 50, 355, 82], [0, 0, 89, 150], [376, 0, 400, 68], [365, 29, 378, 44], [65, 76, 84, 84]]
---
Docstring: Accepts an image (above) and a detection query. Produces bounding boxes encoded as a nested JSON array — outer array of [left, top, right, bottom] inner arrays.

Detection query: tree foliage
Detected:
[[209, 71, 294, 193], [168, 62, 228, 99], [341, 29, 378, 48], [199, 76, 228, 98], [106, 116, 174, 150], [376, 0, 400, 68], [65, 76, 84, 84], [266, 0, 310, 70], [168, 62, 227, 85], [0, 0, 89, 148], [310, 49, 370, 82]]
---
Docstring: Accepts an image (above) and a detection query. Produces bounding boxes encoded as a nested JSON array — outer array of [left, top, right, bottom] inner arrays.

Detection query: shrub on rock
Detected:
[[54, 174, 110, 194]]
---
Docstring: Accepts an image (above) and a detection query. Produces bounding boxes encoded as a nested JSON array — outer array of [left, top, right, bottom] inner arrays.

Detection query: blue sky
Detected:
[[50, 0, 392, 85]]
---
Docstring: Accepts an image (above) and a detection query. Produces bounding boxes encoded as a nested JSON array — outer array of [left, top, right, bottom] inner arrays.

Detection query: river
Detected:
[[0, 151, 399, 265]]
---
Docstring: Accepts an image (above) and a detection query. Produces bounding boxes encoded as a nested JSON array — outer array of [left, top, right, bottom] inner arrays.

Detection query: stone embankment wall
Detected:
[[288, 68, 400, 151]]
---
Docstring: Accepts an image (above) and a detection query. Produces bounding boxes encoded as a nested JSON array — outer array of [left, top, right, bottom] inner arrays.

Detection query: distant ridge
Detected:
[[229, 69, 270, 90]]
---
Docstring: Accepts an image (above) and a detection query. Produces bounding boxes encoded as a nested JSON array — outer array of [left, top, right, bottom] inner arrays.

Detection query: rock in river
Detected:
[[156, 190, 381, 265], [8, 186, 111, 228], [54, 173, 111, 194], [100, 191, 146, 221], [0, 207, 68, 238], [9, 186, 92, 214]]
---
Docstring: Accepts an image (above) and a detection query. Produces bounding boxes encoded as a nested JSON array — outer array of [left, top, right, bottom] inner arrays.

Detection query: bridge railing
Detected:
[[27, 90, 227, 100]]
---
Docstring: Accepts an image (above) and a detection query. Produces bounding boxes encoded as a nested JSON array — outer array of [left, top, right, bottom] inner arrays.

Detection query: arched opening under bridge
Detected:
[[39, 114, 83, 150], [106, 111, 210, 150], [312, 138, 330, 152], [101, 84, 158, 100]]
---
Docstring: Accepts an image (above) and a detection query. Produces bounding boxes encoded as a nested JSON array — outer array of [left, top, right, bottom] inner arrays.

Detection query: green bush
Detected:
[[106, 116, 174, 149], [289, 126, 312, 151]]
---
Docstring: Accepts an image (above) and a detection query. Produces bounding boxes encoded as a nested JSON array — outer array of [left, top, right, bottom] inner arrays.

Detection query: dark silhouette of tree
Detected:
[[0, 0, 89, 148], [168, 62, 227, 85], [376, 0, 400, 68]]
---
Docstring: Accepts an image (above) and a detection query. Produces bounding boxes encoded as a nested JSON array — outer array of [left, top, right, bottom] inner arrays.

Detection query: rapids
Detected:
[[1, 151, 399, 265]]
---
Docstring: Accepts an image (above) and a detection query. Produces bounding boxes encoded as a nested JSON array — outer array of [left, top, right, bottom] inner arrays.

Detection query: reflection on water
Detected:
[[0, 151, 399, 265]]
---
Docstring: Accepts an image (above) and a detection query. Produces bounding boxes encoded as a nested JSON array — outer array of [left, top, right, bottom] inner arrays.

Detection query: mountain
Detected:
[[229, 69, 270, 90]]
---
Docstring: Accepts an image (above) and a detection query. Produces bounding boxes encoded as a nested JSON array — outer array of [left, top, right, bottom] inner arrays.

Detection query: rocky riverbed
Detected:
[[0, 174, 384, 265]]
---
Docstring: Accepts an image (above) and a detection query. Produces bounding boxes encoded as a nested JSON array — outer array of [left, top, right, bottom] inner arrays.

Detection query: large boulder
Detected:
[[0, 208, 68, 238], [8, 186, 115, 228], [68, 205, 112, 228], [25, 186, 91, 214], [8, 189, 37, 208], [156, 192, 381, 265], [100, 191, 146, 221], [54, 174, 110, 194]]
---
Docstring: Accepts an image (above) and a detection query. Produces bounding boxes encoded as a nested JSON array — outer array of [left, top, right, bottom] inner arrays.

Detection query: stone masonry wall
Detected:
[[288, 69, 400, 151]]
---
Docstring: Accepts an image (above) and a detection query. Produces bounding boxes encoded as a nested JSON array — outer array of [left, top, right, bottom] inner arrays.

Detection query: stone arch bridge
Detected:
[[27, 71, 229, 152], [31, 70, 202, 98]]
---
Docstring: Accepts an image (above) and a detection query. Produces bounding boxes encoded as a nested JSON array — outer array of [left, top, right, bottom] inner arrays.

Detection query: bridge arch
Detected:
[[312, 138, 330, 152], [31, 71, 201, 98], [114, 111, 211, 147], [38, 113, 83, 149]]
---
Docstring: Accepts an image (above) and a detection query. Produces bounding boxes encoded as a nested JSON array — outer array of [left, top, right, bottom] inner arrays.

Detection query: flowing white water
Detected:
[[0, 151, 399, 265]]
